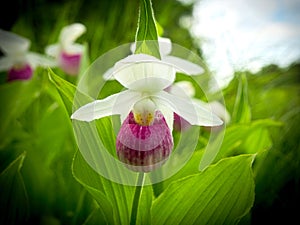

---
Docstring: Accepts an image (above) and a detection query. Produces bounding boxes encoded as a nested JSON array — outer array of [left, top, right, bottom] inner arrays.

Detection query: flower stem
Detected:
[[130, 172, 145, 225]]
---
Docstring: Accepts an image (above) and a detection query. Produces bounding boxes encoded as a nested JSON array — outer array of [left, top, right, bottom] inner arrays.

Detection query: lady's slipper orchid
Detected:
[[71, 53, 223, 172], [0, 29, 56, 81], [45, 23, 86, 75], [103, 37, 204, 80]]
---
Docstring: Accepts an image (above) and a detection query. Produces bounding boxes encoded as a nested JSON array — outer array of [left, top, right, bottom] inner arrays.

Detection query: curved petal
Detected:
[[0, 29, 30, 54], [167, 80, 196, 98], [155, 103, 174, 131], [0, 56, 14, 71], [71, 90, 142, 122], [158, 37, 172, 56], [102, 66, 115, 80], [45, 44, 60, 58], [63, 43, 84, 55], [113, 54, 176, 92], [153, 91, 223, 126], [60, 23, 86, 49], [207, 101, 231, 123], [27, 53, 57, 68], [163, 55, 204, 75]]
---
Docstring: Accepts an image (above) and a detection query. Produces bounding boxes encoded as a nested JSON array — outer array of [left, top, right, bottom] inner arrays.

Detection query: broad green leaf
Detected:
[[73, 149, 138, 225], [136, 185, 153, 225], [162, 150, 204, 191], [72, 117, 154, 225], [72, 150, 115, 225], [0, 152, 29, 225], [135, 0, 161, 58], [152, 155, 255, 225], [232, 73, 251, 124]]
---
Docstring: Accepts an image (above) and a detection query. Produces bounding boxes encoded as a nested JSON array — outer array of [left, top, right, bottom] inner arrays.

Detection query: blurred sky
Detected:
[[184, 0, 300, 88]]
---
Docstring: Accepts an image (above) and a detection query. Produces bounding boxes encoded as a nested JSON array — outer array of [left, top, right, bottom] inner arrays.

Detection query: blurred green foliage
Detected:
[[0, 0, 299, 224]]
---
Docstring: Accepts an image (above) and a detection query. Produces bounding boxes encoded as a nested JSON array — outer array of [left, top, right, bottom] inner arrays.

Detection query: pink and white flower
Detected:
[[71, 52, 223, 172], [45, 23, 86, 75], [0, 29, 55, 81]]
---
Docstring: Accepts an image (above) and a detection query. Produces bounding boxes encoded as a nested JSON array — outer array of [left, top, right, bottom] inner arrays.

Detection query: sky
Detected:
[[183, 0, 300, 88]]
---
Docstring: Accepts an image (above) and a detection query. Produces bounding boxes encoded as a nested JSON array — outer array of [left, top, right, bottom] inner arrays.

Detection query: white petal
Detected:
[[168, 81, 196, 98], [163, 55, 204, 75], [0, 29, 30, 54], [153, 91, 223, 126], [130, 42, 136, 53], [114, 53, 158, 65], [60, 23, 86, 49], [158, 37, 172, 56], [155, 103, 174, 131], [63, 43, 84, 55], [45, 44, 60, 58], [27, 53, 57, 68], [71, 90, 142, 122], [102, 67, 115, 80], [207, 101, 231, 123], [113, 54, 176, 92], [0, 56, 14, 71]]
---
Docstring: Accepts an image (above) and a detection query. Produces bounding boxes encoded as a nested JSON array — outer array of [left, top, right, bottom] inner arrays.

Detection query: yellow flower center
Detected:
[[133, 98, 156, 126]]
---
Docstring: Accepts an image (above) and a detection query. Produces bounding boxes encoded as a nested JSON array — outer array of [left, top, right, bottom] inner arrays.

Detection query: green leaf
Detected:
[[135, 0, 161, 58], [136, 185, 153, 225], [47, 68, 93, 116], [232, 73, 251, 124], [162, 150, 204, 191], [82, 208, 108, 225], [151, 155, 255, 225], [47, 68, 77, 114], [72, 150, 138, 225], [0, 152, 29, 225], [213, 119, 282, 163], [72, 150, 114, 225]]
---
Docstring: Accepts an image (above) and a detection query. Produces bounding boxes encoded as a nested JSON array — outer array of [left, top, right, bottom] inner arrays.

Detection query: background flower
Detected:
[[0, 29, 55, 81], [45, 23, 86, 75]]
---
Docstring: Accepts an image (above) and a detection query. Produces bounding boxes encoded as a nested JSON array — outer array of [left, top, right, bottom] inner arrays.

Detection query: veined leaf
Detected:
[[0, 152, 29, 225], [72, 150, 115, 225], [72, 149, 154, 225], [135, 0, 161, 58], [152, 155, 255, 225], [136, 185, 153, 225]]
